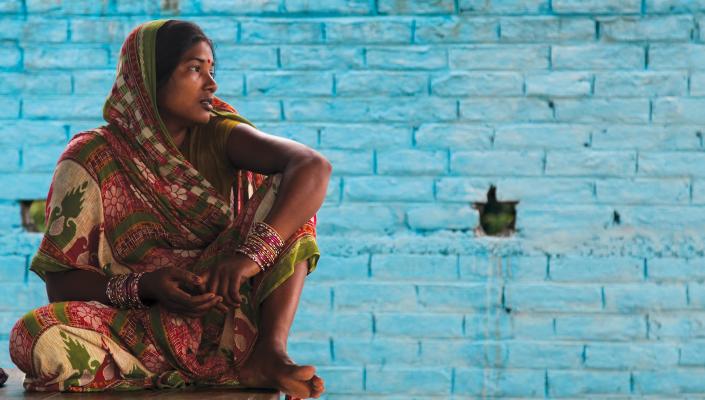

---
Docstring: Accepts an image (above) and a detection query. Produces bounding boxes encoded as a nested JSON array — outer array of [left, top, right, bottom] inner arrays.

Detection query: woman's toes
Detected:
[[285, 363, 316, 381]]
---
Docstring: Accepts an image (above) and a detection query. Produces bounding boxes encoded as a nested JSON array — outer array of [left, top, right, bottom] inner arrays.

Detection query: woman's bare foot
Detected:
[[238, 341, 325, 399]]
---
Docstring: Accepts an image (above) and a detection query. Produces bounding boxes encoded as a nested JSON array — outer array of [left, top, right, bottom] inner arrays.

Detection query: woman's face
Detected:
[[156, 40, 218, 133]]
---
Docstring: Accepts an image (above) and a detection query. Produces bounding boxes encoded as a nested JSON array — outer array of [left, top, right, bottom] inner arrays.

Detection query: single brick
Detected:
[[595, 178, 690, 204], [320, 124, 411, 149], [594, 71, 687, 97], [460, 98, 553, 122], [316, 204, 399, 233], [371, 254, 457, 281], [415, 124, 493, 150], [378, 0, 455, 14], [552, 45, 644, 70], [247, 71, 332, 96], [336, 72, 426, 96], [494, 124, 593, 149], [586, 343, 679, 369], [366, 46, 447, 70], [554, 314, 646, 340], [553, 0, 641, 13], [546, 150, 636, 176], [334, 283, 417, 311], [344, 176, 434, 201], [500, 17, 595, 41], [417, 283, 500, 310], [240, 20, 323, 44], [554, 99, 649, 123], [505, 283, 603, 311], [431, 72, 523, 97], [591, 125, 700, 150], [649, 44, 705, 69], [450, 45, 549, 70], [459, 0, 549, 14], [406, 205, 479, 230], [377, 149, 446, 175], [365, 367, 452, 395], [325, 18, 411, 43], [451, 150, 544, 176], [415, 16, 497, 43], [638, 151, 705, 177], [525, 72, 592, 97], [599, 15, 694, 41], [603, 283, 687, 312], [316, 149, 372, 175], [375, 313, 464, 337], [548, 371, 631, 397]]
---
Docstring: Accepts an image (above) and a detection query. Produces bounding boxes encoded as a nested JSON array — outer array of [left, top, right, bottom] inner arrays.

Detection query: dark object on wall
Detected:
[[473, 185, 517, 237]]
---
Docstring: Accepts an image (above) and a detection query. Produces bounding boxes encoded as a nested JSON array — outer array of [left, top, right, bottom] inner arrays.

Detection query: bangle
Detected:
[[106, 272, 148, 309], [234, 221, 285, 273]]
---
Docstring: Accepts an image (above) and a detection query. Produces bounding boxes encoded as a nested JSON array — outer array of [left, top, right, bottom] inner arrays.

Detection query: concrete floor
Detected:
[[0, 369, 281, 399]]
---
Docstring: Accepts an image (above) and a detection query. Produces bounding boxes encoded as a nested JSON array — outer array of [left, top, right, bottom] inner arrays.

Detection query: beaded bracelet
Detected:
[[106, 272, 148, 309], [235, 221, 285, 273]]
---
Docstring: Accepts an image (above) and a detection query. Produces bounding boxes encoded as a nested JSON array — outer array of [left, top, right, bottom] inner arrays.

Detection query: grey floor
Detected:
[[0, 369, 280, 399]]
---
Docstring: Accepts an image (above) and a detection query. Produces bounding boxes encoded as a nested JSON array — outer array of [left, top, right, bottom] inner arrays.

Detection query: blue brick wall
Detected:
[[1, 0, 705, 397]]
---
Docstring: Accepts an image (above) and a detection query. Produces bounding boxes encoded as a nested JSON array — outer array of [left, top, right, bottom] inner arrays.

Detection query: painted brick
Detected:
[[553, 0, 641, 13], [378, 0, 455, 14], [678, 342, 705, 366], [638, 151, 705, 177], [70, 18, 135, 43], [370, 254, 457, 281], [284, 98, 456, 122], [595, 71, 687, 97], [646, 0, 705, 12], [24, 96, 112, 119], [257, 123, 318, 147], [280, 46, 364, 69], [555, 99, 649, 123], [600, 15, 694, 41], [0, 44, 21, 68], [406, 204, 479, 230], [377, 149, 446, 175], [595, 178, 690, 204], [554, 314, 646, 340], [317, 149, 372, 175], [545, 150, 637, 176], [288, 339, 332, 364], [494, 124, 593, 149], [691, 72, 705, 96], [314, 367, 364, 394], [415, 124, 493, 150], [0, 149, 19, 172], [325, 18, 410, 43], [375, 313, 464, 337], [603, 283, 687, 311], [460, 254, 547, 282], [449, 45, 549, 69], [505, 283, 602, 311], [500, 17, 595, 41], [247, 71, 332, 96], [525, 72, 591, 97], [365, 366, 452, 395], [0, 96, 19, 119], [586, 343, 679, 369], [455, 368, 545, 397], [648, 258, 705, 281], [634, 370, 705, 394], [417, 284, 501, 310], [343, 176, 434, 202], [334, 337, 419, 364], [319, 124, 411, 149], [414, 16, 497, 43], [240, 20, 323, 44], [228, 99, 280, 121], [451, 150, 544, 176], [548, 371, 631, 397], [550, 256, 644, 282], [316, 204, 400, 233], [649, 313, 705, 339], [552, 45, 644, 69], [420, 340, 503, 366], [501, 342, 583, 368], [336, 72, 426, 96], [459, 0, 549, 14], [25, 46, 110, 69], [334, 283, 417, 311], [653, 98, 705, 124], [285, 0, 372, 14], [649, 44, 705, 69], [366, 46, 447, 70], [592, 125, 700, 150], [511, 314, 554, 339], [435, 177, 494, 202], [22, 145, 65, 172], [216, 45, 279, 69], [459, 98, 553, 122], [431, 72, 523, 96]]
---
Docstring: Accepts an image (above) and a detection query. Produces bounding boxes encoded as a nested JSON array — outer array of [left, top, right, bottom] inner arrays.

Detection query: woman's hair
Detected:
[[155, 20, 215, 90]]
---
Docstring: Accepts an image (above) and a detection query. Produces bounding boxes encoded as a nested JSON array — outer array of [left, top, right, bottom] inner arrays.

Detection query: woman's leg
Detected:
[[239, 259, 325, 398]]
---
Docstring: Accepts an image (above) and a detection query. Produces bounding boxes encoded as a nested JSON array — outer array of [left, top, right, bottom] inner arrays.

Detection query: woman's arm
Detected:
[[225, 123, 333, 241], [45, 269, 110, 304]]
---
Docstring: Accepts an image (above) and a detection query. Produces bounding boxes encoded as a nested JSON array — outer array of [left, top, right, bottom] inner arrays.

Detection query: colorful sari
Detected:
[[8, 19, 319, 392]]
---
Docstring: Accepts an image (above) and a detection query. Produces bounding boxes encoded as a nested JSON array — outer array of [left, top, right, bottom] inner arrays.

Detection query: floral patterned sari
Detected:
[[8, 19, 319, 393]]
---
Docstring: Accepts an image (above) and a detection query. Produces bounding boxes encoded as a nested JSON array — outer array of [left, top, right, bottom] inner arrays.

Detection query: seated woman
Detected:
[[9, 19, 330, 399]]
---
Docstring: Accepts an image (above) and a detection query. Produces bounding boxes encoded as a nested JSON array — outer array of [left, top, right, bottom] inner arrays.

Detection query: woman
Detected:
[[9, 19, 330, 399]]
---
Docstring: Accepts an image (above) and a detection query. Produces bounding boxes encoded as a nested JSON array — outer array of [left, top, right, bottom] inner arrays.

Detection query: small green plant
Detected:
[[473, 186, 517, 237], [21, 200, 47, 233]]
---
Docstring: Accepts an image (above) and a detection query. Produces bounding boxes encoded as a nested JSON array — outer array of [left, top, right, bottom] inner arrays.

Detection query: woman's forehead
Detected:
[[181, 42, 214, 64]]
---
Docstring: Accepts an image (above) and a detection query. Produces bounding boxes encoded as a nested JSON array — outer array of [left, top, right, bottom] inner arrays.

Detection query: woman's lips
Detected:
[[200, 101, 213, 111]]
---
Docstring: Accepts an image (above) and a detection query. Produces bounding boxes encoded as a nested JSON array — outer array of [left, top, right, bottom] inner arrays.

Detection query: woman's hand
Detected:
[[139, 268, 225, 318], [199, 253, 262, 308]]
